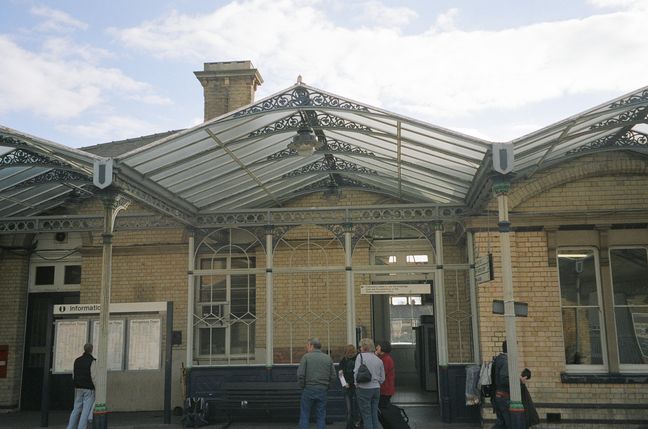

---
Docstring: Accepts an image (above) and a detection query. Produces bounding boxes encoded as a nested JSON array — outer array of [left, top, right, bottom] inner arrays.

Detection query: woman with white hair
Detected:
[[353, 338, 384, 429]]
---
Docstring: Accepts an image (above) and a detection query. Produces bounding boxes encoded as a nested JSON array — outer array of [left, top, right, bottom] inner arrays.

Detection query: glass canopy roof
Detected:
[[1, 83, 647, 220]]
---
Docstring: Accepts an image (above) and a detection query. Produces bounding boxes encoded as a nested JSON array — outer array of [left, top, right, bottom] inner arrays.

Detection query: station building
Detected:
[[1, 61, 647, 426]]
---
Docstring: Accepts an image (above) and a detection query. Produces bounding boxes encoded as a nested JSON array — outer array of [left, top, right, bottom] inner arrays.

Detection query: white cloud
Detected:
[[109, 0, 648, 125], [359, 1, 418, 28], [0, 36, 171, 120], [58, 115, 159, 141], [587, 0, 645, 9], [432, 8, 459, 32], [30, 5, 88, 33]]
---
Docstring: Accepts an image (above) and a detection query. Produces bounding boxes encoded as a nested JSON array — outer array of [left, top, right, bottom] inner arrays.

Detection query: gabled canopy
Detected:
[[116, 83, 491, 212], [512, 86, 648, 176], [0, 127, 99, 218], [2, 83, 648, 222]]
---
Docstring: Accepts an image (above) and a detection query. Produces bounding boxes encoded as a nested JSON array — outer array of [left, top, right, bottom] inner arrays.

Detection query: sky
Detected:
[[1, 0, 647, 149]]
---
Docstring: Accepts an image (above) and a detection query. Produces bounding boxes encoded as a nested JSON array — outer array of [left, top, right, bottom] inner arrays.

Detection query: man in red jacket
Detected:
[[375, 340, 395, 408]]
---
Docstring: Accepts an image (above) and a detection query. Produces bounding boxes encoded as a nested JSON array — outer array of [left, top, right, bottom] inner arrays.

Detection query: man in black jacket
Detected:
[[66, 343, 96, 429], [491, 341, 510, 429]]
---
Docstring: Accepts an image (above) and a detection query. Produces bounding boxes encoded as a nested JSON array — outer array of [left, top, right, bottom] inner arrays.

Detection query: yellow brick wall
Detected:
[[0, 250, 30, 408], [477, 151, 648, 422]]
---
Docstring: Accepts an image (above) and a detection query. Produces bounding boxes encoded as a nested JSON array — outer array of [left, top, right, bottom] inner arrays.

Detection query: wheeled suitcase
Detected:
[[378, 404, 410, 429]]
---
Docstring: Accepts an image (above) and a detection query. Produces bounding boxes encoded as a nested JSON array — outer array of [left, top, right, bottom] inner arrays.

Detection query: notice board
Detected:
[[92, 320, 125, 371], [53, 320, 88, 373], [127, 319, 161, 370]]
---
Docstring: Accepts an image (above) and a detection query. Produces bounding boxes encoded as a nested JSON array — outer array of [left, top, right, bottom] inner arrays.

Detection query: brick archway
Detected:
[[508, 152, 648, 209]]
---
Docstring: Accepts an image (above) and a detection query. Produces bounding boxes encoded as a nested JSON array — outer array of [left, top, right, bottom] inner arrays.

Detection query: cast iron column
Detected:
[[344, 224, 356, 344], [186, 233, 194, 369], [93, 191, 130, 429], [265, 226, 274, 366], [493, 176, 525, 429], [434, 221, 451, 422]]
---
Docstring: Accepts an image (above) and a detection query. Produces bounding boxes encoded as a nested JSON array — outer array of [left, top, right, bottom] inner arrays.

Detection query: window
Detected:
[[195, 256, 256, 359], [610, 247, 648, 368], [30, 264, 81, 291], [557, 248, 607, 371], [389, 295, 433, 345]]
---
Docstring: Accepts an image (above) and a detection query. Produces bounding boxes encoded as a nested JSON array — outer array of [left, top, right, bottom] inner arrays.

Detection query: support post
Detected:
[[265, 226, 274, 366], [93, 191, 130, 429], [186, 233, 195, 369], [467, 232, 480, 363], [493, 176, 525, 429], [434, 221, 450, 422], [164, 301, 173, 424], [344, 224, 356, 345]]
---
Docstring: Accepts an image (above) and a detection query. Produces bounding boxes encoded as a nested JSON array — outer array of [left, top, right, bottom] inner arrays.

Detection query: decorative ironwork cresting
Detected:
[[566, 130, 648, 154], [232, 86, 370, 118], [0, 148, 71, 168], [590, 106, 648, 130], [609, 89, 648, 108]]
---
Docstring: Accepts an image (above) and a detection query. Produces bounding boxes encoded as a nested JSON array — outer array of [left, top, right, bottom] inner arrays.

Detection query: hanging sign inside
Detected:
[[361, 284, 431, 295]]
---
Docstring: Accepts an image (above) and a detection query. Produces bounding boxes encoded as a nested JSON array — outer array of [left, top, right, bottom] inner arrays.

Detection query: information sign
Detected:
[[360, 284, 431, 295], [475, 254, 494, 284]]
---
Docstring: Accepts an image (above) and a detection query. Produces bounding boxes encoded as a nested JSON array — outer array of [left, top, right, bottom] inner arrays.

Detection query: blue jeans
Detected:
[[344, 386, 360, 429], [356, 387, 380, 429], [299, 386, 327, 429], [491, 395, 511, 429], [66, 388, 95, 429]]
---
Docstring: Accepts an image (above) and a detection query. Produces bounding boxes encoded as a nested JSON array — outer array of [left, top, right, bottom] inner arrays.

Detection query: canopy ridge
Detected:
[[231, 85, 370, 118], [249, 111, 373, 137]]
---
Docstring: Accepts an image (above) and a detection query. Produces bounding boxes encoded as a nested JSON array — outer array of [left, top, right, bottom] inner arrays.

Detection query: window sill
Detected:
[[560, 372, 648, 384]]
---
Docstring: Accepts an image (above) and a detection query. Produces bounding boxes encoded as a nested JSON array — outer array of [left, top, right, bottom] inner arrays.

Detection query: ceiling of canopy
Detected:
[[1, 83, 647, 220]]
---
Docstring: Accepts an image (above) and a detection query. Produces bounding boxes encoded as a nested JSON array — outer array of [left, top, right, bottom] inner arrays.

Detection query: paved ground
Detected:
[[0, 406, 482, 429]]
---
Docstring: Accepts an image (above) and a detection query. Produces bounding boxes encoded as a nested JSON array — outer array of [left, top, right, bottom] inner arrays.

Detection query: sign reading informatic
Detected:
[[54, 302, 167, 315], [361, 284, 431, 295], [475, 254, 494, 284]]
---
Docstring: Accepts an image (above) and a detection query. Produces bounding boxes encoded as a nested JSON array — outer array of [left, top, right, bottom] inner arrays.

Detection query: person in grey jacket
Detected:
[[297, 337, 337, 429], [354, 338, 385, 429]]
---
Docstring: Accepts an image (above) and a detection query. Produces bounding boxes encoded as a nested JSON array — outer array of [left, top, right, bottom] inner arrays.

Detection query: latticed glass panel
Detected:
[[445, 269, 474, 363], [273, 225, 347, 363], [192, 228, 264, 366]]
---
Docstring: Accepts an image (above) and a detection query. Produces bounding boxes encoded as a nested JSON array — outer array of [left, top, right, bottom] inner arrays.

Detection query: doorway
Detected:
[[368, 238, 438, 405], [21, 292, 79, 410]]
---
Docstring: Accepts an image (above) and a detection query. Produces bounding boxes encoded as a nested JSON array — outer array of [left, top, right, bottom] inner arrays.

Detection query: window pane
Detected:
[[35, 266, 55, 285], [614, 308, 648, 364], [64, 265, 81, 284], [231, 287, 256, 317], [558, 252, 598, 306], [558, 250, 604, 366], [230, 322, 255, 354], [561, 307, 604, 364], [199, 328, 225, 355], [611, 248, 648, 306], [610, 248, 648, 364]]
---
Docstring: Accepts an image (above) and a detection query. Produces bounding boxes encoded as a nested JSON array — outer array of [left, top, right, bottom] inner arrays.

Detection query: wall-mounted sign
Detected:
[[361, 284, 431, 295], [475, 254, 494, 284], [54, 302, 167, 315]]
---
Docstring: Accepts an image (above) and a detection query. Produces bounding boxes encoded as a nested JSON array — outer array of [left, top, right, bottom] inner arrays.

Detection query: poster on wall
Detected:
[[92, 320, 125, 371], [631, 313, 648, 358], [127, 319, 161, 370], [53, 320, 88, 373]]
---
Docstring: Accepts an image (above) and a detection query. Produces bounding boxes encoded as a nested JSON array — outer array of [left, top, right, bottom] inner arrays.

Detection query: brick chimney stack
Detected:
[[194, 61, 263, 122]]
